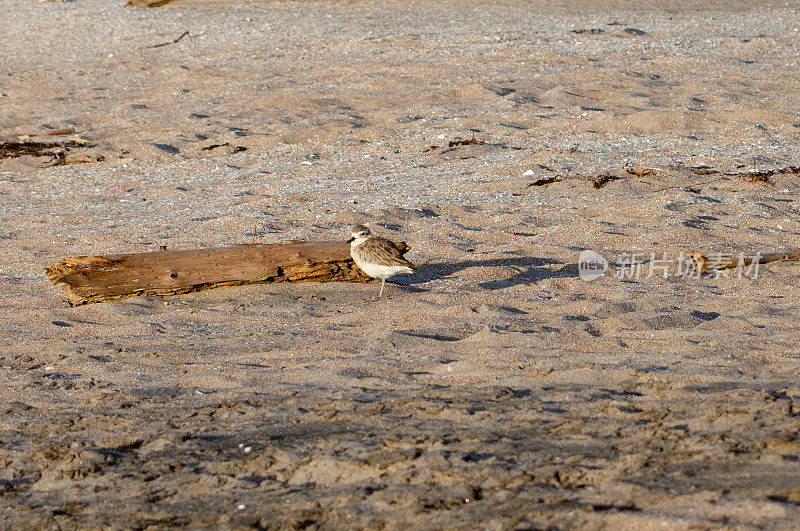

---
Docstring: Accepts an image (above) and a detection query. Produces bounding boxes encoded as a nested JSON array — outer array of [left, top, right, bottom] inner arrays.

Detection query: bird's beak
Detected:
[[347, 237, 354, 243]]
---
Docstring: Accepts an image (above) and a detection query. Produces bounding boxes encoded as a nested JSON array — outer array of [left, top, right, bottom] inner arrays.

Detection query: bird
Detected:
[[348, 224, 417, 300]]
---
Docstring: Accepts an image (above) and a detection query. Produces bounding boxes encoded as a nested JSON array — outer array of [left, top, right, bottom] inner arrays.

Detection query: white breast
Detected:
[[356, 260, 414, 280]]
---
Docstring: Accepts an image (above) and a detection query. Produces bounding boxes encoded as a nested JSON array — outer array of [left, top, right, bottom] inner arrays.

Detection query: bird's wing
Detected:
[[359, 237, 417, 271]]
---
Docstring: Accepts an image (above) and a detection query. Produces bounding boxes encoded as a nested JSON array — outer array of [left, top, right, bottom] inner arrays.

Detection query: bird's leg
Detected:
[[378, 278, 386, 300]]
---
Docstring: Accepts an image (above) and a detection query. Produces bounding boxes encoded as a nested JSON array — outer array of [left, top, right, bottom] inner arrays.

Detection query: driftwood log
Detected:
[[46, 241, 407, 306], [689, 249, 800, 274]]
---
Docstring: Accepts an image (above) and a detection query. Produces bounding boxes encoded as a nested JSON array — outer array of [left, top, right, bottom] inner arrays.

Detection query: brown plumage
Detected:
[[348, 225, 416, 299], [352, 237, 417, 270]]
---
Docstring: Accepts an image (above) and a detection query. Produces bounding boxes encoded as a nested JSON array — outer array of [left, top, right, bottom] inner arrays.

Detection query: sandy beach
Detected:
[[2, 0, 800, 527]]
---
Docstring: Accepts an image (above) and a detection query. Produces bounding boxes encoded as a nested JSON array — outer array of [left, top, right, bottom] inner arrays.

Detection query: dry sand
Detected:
[[2, 0, 800, 528]]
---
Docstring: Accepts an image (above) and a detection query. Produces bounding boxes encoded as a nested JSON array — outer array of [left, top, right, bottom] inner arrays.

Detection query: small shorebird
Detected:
[[348, 224, 417, 300]]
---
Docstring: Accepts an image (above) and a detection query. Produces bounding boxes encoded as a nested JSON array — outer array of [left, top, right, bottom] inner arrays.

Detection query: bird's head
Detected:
[[348, 224, 371, 243]]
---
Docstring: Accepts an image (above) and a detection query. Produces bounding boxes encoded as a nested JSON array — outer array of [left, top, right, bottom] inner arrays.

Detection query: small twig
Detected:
[[591, 173, 621, 189], [126, 0, 179, 6], [42, 128, 77, 136], [202, 143, 230, 151], [146, 30, 190, 49]]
